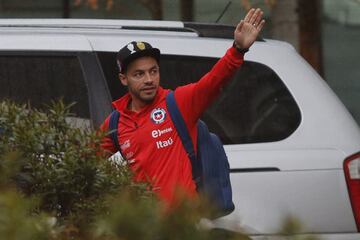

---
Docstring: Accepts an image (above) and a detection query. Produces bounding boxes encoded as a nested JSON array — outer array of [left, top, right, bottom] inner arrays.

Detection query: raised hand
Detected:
[[234, 8, 265, 49]]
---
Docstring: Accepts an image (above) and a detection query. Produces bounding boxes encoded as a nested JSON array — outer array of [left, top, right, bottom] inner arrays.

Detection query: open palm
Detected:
[[234, 8, 265, 49]]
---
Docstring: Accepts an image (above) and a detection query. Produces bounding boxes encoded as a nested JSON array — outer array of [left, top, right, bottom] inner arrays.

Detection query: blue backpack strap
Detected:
[[108, 110, 121, 153], [165, 91, 202, 189]]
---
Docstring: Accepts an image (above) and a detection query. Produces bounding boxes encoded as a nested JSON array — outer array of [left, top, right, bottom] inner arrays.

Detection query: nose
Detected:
[[144, 72, 154, 84]]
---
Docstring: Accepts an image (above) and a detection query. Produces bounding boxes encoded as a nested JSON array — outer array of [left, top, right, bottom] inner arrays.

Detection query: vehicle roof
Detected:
[[0, 18, 186, 29], [0, 18, 245, 39], [0, 18, 284, 54]]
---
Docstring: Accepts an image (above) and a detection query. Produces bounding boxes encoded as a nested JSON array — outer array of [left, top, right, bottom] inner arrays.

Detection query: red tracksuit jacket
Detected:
[[100, 46, 244, 205]]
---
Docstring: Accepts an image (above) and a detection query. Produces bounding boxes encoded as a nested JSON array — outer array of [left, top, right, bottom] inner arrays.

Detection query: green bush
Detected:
[[0, 100, 317, 240], [0, 101, 151, 226], [93, 192, 252, 240], [0, 100, 244, 239], [0, 190, 54, 240]]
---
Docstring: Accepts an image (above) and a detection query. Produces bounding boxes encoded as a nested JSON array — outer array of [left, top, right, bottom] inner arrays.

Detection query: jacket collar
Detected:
[[112, 87, 168, 116]]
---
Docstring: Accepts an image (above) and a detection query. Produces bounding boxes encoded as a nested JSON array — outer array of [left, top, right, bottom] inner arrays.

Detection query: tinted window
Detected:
[[160, 56, 301, 144], [97, 52, 127, 101], [0, 55, 90, 120], [97, 52, 301, 144]]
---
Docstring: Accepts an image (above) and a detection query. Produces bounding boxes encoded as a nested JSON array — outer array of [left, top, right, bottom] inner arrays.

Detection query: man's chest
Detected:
[[118, 105, 177, 161]]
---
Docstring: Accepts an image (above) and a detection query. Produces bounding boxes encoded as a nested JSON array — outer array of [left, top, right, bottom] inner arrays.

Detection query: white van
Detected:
[[0, 19, 359, 240]]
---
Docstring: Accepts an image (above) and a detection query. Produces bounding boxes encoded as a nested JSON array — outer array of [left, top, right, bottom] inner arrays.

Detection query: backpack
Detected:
[[108, 91, 234, 217]]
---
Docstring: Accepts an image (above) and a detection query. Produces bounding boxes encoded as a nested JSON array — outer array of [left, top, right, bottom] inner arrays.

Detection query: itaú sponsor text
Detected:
[[156, 137, 173, 149]]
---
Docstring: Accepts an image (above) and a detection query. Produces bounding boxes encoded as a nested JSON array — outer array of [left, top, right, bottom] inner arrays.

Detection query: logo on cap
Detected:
[[127, 43, 136, 54], [151, 108, 166, 124], [137, 42, 146, 50], [117, 41, 159, 74]]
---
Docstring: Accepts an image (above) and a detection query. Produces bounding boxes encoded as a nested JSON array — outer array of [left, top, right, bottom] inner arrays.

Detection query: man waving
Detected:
[[100, 8, 265, 206]]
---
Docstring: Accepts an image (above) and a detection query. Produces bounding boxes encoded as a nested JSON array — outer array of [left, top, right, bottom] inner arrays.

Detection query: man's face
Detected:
[[120, 56, 160, 105]]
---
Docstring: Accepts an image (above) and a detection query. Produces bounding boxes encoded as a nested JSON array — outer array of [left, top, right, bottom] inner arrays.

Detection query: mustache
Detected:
[[140, 85, 157, 91]]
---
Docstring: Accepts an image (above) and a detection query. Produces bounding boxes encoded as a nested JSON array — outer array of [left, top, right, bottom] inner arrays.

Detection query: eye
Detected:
[[150, 68, 158, 75], [134, 72, 144, 78]]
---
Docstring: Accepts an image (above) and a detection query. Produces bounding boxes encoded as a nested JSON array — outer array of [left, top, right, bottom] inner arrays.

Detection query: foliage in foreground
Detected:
[[0, 100, 246, 239], [0, 100, 318, 240], [0, 101, 150, 222]]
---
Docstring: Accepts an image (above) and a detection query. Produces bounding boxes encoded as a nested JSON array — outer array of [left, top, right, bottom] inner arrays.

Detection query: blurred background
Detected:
[[0, 0, 358, 123]]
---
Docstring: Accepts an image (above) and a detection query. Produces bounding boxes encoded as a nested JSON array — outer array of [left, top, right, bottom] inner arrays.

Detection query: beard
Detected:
[[128, 85, 158, 104]]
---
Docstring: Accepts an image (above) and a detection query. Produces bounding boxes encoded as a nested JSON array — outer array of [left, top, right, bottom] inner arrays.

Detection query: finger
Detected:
[[256, 19, 266, 32], [254, 10, 264, 26], [235, 20, 245, 32], [249, 8, 261, 24], [244, 8, 255, 22]]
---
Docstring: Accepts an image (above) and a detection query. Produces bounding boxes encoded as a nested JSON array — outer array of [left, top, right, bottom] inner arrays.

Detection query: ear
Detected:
[[119, 73, 128, 86]]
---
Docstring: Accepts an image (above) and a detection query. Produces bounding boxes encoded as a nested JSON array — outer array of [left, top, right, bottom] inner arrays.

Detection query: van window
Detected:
[[160, 55, 301, 144], [0, 55, 90, 126], [97, 52, 301, 144]]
